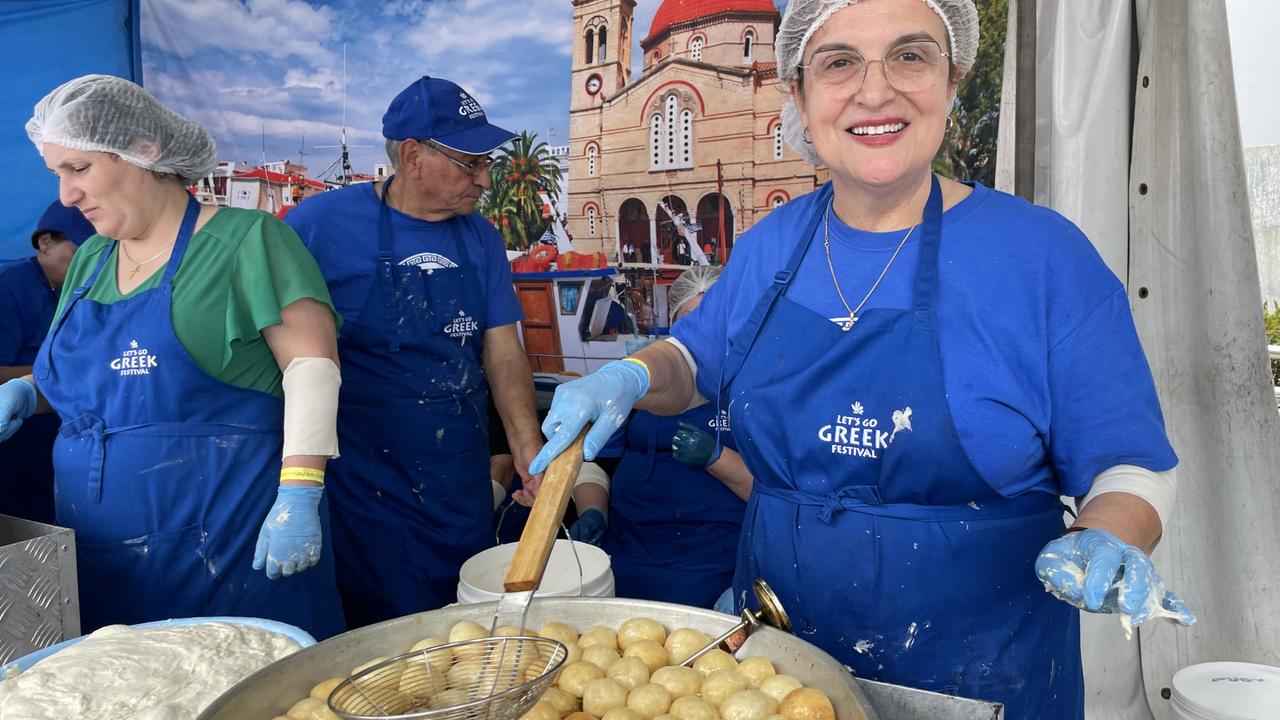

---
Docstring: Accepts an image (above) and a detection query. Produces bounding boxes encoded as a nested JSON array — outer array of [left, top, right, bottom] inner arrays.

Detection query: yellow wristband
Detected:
[[621, 357, 650, 376], [280, 467, 326, 484]]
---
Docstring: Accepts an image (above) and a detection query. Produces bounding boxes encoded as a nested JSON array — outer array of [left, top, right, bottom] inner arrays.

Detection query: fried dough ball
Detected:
[[309, 677, 343, 700], [778, 688, 835, 720], [583, 644, 623, 671], [719, 690, 779, 720], [607, 656, 652, 690], [650, 665, 702, 698], [664, 628, 711, 666], [692, 649, 737, 677], [758, 675, 804, 704], [627, 683, 673, 719], [351, 656, 390, 675], [579, 625, 619, 651], [450, 621, 491, 660], [409, 637, 453, 674], [541, 621, 581, 648], [701, 669, 749, 708], [287, 696, 342, 719], [622, 639, 669, 673], [735, 658, 775, 689], [400, 657, 448, 695], [669, 696, 718, 720], [618, 618, 667, 651], [583, 677, 630, 717], [523, 701, 563, 720], [559, 660, 607, 698], [565, 712, 600, 720], [603, 708, 645, 720], [434, 688, 473, 709], [542, 686, 582, 717]]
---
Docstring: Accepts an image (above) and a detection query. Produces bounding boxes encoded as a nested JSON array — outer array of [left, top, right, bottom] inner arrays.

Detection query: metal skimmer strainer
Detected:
[[327, 635, 569, 720]]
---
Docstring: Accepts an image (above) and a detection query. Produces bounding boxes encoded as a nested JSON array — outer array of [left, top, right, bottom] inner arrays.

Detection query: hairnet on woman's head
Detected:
[[777, 0, 979, 164], [26, 74, 217, 184], [669, 265, 723, 320]]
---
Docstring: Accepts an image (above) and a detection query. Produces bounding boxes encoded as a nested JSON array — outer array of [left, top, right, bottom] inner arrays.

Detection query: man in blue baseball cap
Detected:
[[0, 199, 95, 522], [286, 76, 544, 626]]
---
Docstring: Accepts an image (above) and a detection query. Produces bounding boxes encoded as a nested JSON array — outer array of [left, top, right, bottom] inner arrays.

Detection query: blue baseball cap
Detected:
[[381, 76, 516, 155], [31, 200, 95, 248]]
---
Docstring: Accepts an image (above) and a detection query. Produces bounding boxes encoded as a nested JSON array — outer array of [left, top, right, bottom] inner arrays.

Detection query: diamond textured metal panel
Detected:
[[0, 516, 79, 665]]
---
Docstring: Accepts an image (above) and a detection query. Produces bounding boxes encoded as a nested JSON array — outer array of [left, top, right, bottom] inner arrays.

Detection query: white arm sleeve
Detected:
[[662, 337, 708, 412], [574, 461, 611, 493], [1077, 464, 1177, 533], [281, 357, 341, 459]]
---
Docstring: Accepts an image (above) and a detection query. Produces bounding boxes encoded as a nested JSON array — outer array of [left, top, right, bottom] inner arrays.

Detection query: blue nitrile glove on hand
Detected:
[[0, 378, 38, 443], [528, 359, 650, 474], [671, 420, 721, 467], [253, 485, 325, 580], [1035, 527, 1195, 635], [569, 508, 608, 546]]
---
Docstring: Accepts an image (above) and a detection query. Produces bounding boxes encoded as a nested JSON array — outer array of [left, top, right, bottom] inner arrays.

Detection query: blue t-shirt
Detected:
[[286, 183, 523, 335], [672, 182, 1177, 498], [0, 258, 57, 365]]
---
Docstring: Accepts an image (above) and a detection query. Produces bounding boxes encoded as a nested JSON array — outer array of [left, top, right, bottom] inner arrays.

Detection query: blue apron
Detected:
[[720, 179, 1082, 719], [32, 196, 345, 639], [0, 258, 58, 523], [326, 176, 493, 627], [602, 405, 744, 608]]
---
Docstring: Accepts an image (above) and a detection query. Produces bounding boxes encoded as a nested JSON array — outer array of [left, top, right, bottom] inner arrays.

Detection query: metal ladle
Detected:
[[680, 578, 791, 666]]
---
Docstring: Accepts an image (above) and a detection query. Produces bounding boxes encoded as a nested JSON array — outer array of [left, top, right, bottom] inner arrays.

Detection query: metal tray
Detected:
[[0, 514, 78, 667], [199, 597, 1002, 720]]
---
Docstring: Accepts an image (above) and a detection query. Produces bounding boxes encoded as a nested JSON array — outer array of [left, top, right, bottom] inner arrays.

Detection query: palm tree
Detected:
[[480, 131, 564, 251]]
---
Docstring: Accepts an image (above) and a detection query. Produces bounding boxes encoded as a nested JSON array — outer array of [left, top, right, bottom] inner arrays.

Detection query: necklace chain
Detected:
[[119, 240, 176, 280], [823, 201, 919, 332]]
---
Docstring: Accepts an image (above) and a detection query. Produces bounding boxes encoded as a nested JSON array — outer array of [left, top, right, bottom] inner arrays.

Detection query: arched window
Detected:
[[585, 28, 595, 64], [587, 144, 597, 177], [690, 37, 703, 62], [771, 194, 788, 208], [664, 95, 678, 168], [650, 115, 663, 170], [743, 30, 754, 63], [587, 206, 598, 236], [773, 122, 783, 160], [598, 27, 607, 61], [680, 109, 693, 167]]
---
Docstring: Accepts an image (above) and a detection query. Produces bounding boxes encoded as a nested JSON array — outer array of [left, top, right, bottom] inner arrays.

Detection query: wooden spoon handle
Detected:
[[504, 427, 589, 592]]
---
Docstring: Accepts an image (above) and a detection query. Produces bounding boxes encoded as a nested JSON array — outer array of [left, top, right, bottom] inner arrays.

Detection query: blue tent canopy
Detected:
[[1, 0, 140, 261]]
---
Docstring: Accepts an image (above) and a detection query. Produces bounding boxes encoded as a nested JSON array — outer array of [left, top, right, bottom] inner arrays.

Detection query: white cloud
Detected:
[[142, 0, 338, 64], [404, 0, 573, 58]]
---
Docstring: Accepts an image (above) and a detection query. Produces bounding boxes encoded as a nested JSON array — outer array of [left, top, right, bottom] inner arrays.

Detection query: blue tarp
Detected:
[[0, 0, 140, 261]]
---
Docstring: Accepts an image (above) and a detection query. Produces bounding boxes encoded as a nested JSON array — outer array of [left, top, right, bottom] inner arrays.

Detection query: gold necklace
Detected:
[[823, 201, 919, 332], [119, 240, 175, 280]]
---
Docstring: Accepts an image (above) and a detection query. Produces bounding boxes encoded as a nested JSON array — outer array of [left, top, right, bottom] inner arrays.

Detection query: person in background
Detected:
[[0, 200, 95, 522], [0, 74, 344, 638], [527, 1, 1194, 717], [286, 75, 543, 627], [568, 266, 752, 608]]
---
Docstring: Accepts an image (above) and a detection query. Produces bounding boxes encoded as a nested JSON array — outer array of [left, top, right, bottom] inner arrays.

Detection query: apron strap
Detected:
[[754, 481, 1065, 523], [60, 414, 107, 502], [911, 175, 945, 315], [377, 176, 402, 353], [159, 194, 203, 287]]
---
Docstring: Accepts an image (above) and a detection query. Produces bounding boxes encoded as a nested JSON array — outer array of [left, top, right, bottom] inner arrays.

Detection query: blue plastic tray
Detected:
[[1, 616, 315, 679]]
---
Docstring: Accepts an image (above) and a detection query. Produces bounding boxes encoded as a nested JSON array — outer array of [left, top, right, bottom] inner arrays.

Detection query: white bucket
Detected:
[[1170, 662, 1280, 720], [457, 539, 615, 604]]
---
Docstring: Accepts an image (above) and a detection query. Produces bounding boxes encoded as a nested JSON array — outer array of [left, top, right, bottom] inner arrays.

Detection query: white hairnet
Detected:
[[777, 0, 979, 164], [26, 74, 217, 184], [669, 265, 723, 320]]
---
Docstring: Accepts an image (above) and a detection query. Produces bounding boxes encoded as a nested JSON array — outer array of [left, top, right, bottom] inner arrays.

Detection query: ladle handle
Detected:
[[504, 426, 589, 592], [680, 617, 752, 667]]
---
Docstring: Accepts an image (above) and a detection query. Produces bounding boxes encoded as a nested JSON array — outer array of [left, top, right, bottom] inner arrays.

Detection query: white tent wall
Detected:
[[997, 0, 1280, 718]]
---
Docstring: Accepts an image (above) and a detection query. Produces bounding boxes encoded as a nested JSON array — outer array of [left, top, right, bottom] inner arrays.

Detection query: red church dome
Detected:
[[643, 0, 778, 47]]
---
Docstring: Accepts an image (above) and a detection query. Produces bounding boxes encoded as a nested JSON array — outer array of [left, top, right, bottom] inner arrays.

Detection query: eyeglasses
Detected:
[[799, 40, 950, 93], [420, 140, 496, 175]]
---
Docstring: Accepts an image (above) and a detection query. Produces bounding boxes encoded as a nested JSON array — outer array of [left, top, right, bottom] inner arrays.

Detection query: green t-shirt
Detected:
[[54, 207, 339, 398]]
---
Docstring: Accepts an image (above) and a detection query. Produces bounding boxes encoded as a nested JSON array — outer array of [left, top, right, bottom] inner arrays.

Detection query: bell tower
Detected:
[[571, 0, 634, 110]]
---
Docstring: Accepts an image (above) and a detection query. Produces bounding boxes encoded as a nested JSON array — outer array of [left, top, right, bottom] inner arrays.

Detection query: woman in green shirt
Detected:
[[0, 74, 345, 638]]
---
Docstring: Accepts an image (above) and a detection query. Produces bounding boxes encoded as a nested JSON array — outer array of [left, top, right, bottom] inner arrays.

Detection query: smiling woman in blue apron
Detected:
[[566, 266, 752, 608], [526, 1, 1195, 718], [0, 75, 345, 640]]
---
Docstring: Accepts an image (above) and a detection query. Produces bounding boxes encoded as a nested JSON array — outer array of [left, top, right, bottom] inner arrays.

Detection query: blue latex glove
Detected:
[[0, 378, 38, 443], [253, 485, 325, 580], [671, 420, 721, 467], [568, 508, 608, 547], [528, 360, 650, 475], [1035, 528, 1195, 632]]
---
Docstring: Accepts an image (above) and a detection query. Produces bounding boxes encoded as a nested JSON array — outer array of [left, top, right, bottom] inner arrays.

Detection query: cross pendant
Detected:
[[840, 315, 858, 332]]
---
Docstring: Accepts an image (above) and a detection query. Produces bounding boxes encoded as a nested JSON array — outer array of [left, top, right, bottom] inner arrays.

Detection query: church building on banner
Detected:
[[565, 0, 826, 267]]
